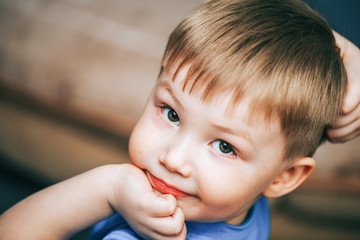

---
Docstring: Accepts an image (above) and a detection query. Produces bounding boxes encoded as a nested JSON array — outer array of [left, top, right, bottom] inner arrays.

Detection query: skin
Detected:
[[327, 32, 360, 142], [0, 164, 187, 240], [0, 32, 357, 240], [0, 65, 316, 240], [129, 66, 305, 225]]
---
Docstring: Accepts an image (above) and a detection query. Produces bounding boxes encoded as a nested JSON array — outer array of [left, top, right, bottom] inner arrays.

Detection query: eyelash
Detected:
[[211, 140, 237, 158], [160, 105, 180, 125], [158, 104, 239, 159]]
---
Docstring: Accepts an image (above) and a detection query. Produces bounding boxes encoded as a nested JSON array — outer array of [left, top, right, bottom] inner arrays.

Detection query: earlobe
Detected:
[[263, 157, 315, 198]]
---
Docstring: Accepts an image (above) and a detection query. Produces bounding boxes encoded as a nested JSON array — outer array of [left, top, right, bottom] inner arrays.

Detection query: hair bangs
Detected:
[[158, 0, 347, 161]]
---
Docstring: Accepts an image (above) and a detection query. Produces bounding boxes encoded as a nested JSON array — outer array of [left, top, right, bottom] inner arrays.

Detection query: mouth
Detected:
[[147, 171, 191, 198]]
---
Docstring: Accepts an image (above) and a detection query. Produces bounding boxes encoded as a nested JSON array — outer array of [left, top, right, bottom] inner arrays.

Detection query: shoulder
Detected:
[[185, 197, 270, 240], [89, 197, 270, 240], [89, 214, 142, 240]]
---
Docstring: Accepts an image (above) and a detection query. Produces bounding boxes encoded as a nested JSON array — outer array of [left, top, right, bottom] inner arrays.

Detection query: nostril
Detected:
[[180, 165, 192, 178], [158, 152, 166, 164], [161, 158, 179, 173], [159, 155, 191, 178]]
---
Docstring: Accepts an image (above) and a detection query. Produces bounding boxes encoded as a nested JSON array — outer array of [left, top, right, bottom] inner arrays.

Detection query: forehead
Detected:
[[158, 65, 281, 132], [159, 63, 279, 125], [159, 64, 230, 108]]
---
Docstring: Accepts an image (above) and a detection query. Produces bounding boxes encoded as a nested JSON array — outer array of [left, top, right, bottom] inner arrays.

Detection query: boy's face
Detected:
[[129, 67, 286, 225]]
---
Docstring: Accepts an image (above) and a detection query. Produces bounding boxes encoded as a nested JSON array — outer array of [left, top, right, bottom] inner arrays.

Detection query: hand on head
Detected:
[[327, 32, 360, 143]]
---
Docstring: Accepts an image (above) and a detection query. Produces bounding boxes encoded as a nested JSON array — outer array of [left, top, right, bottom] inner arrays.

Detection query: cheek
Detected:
[[197, 164, 255, 208], [128, 110, 164, 168], [128, 121, 148, 168], [199, 171, 241, 204]]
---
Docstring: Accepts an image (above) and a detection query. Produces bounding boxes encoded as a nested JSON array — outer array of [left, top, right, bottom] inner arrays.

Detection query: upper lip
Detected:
[[146, 171, 192, 198]]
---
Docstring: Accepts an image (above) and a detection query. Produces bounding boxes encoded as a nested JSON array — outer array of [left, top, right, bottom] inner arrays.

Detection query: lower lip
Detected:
[[147, 172, 191, 198]]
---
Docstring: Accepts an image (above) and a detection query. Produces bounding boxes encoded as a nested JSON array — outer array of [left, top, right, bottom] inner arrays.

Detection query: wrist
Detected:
[[105, 163, 142, 214]]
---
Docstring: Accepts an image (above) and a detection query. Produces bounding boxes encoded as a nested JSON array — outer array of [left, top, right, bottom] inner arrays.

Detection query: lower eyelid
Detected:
[[209, 141, 237, 159], [158, 106, 180, 127]]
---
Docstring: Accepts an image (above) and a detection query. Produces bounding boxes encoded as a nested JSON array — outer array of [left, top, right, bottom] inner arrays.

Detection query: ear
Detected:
[[263, 157, 315, 198]]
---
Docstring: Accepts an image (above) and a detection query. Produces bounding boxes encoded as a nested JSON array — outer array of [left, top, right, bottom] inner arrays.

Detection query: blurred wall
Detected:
[[0, 0, 359, 239], [0, 0, 202, 180]]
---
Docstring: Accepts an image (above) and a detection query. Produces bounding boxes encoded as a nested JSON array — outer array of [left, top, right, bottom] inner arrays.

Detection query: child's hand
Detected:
[[327, 32, 360, 143], [111, 164, 187, 240]]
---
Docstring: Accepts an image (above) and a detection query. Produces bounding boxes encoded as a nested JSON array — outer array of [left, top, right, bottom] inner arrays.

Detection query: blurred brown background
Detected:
[[0, 0, 359, 239]]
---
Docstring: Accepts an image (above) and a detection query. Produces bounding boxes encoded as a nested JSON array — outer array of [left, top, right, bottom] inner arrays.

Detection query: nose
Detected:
[[159, 133, 193, 178]]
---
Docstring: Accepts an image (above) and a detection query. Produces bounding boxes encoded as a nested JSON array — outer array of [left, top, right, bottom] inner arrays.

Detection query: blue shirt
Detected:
[[90, 196, 270, 240]]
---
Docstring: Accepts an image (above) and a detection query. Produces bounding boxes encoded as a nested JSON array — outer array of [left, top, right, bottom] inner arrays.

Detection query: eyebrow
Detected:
[[211, 123, 257, 149], [159, 80, 256, 149], [158, 81, 184, 110]]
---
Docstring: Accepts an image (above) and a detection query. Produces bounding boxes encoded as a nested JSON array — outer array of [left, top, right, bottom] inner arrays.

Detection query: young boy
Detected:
[[0, 0, 357, 239]]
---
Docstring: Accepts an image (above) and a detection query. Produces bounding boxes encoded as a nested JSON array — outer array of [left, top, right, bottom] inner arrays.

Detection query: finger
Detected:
[[329, 117, 360, 138], [168, 222, 187, 240], [151, 207, 185, 236], [167, 206, 186, 235], [140, 223, 187, 240], [327, 120, 360, 143], [127, 207, 185, 240], [328, 129, 360, 143], [341, 45, 360, 114], [343, 82, 360, 114], [140, 193, 177, 217], [332, 105, 360, 128], [176, 223, 187, 240], [335, 32, 360, 114], [157, 207, 185, 236]]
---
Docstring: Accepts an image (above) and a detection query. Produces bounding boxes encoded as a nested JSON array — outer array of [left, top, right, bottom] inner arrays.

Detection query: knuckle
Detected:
[[166, 204, 177, 215], [169, 222, 184, 235], [162, 196, 177, 214], [136, 197, 151, 211], [326, 130, 337, 140]]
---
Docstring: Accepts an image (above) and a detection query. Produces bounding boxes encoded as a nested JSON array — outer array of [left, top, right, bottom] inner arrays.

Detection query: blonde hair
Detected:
[[160, 0, 347, 161]]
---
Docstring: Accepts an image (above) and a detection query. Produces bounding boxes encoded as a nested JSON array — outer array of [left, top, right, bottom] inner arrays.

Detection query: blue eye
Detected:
[[162, 107, 180, 125], [211, 140, 234, 155]]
